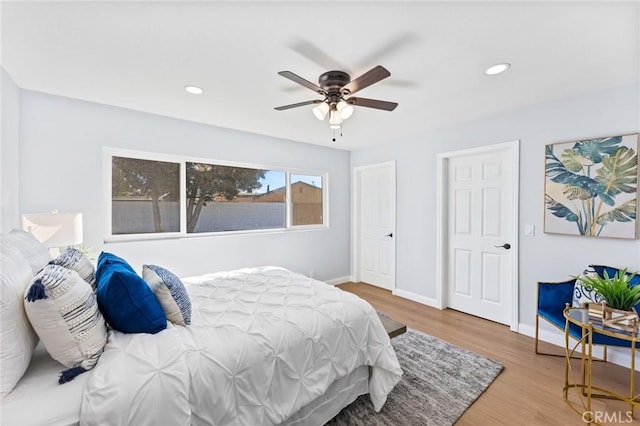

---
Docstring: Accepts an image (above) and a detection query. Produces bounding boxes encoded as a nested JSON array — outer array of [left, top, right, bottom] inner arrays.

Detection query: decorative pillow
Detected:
[[3, 229, 51, 274], [0, 243, 39, 398], [23, 264, 107, 384], [572, 268, 605, 307], [142, 265, 192, 326], [50, 248, 96, 289], [96, 251, 134, 276], [96, 252, 167, 334]]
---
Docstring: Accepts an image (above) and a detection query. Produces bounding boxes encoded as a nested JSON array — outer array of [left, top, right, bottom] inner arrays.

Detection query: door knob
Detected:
[[386, 233, 393, 238], [495, 243, 511, 249]]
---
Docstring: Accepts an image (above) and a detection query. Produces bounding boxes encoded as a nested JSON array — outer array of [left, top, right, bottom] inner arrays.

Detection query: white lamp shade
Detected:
[[336, 101, 354, 120], [312, 103, 330, 120], [329, 110, 342, 129], [329, 109, 343, 126], [22, 212, 83, 248]]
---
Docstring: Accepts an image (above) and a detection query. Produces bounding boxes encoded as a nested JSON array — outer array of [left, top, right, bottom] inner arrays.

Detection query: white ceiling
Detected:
[[2, 1, 639, 151]]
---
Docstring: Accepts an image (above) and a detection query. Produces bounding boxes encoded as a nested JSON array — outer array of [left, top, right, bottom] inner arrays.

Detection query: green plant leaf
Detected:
[[574, 137, 623, 163], [546, 148, 600, 197], [562, 185, 592, 200], [595, 199, 637, 225], [561, 149, 592, 172], [545, 195, 579, 222], [578, 268, 640, 311], [595, 147, 638, 207]]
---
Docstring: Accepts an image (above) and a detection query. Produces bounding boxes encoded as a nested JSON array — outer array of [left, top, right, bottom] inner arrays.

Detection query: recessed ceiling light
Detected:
[[184, 85, 204, 95], [485, 63, 511, 75]]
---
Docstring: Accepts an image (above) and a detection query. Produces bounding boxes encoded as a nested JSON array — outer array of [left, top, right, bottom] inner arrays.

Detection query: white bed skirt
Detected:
[[283, 365, 369, 425]]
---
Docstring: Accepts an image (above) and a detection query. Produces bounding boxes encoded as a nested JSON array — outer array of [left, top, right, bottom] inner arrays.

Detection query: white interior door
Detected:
[[358, 163, 396, 290], [446, 148, 515, 325]]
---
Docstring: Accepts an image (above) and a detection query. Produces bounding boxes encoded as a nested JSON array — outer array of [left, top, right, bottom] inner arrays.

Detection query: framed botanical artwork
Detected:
[[544, 133, 639, 239]]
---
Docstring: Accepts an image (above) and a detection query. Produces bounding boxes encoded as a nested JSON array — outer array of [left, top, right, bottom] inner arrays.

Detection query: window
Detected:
[[111, 156, 180, 235], [290, 174, 323, 226], [107, 150, 327, 239], [186, 163, 286, 233]]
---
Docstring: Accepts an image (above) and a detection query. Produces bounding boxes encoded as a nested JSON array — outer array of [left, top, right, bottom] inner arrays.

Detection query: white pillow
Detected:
[[4, 229, 51, 274], [0, 243, 39, 398], [24, 265, 107, 383]]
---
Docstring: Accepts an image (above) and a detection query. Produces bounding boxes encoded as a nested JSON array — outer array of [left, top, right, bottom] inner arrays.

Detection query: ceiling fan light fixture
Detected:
[[312, 102, 330, 120], [485, 63, 511, 75], [275, 66, 397, 138], [329, 109, 343, 127], [336, 101, 354, 120]]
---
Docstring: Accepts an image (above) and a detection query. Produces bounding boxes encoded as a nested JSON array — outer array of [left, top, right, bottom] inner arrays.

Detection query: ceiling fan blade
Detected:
[[278, 71, 326, 95], [354, 33, 420, 70], [274, 99, 323, 111], [347, 97, 398, 111], [342, 66, 391, 95], [287, 38, 345, 71]]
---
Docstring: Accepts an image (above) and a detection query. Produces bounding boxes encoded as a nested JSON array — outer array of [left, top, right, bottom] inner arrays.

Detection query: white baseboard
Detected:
[[392, 288, 440, 309], [520, 322, 639, 370], [325, 276, 353, 286]]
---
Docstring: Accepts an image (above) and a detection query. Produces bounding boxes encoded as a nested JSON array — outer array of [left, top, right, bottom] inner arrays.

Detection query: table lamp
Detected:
[[22, 211, 83, 256]]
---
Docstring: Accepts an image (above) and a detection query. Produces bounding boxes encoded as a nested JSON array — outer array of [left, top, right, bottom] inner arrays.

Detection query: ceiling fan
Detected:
[[274, 65, 398, 131]]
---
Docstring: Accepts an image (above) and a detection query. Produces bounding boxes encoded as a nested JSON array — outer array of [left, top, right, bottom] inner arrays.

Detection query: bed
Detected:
[[1, 255, 402, 425]]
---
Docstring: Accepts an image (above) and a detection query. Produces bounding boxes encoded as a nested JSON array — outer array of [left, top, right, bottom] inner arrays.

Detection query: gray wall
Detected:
[[351, 81, 640, 331], [16, 90, 351, 281], [1, 68, 21, 233], [6, 70, 640, 335]]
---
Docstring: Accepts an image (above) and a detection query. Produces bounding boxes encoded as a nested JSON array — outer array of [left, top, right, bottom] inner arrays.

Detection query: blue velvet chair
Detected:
[[535, 265, 640, 357]]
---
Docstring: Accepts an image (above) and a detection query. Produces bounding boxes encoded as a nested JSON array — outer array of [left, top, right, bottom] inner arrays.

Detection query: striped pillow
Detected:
[[142, 265, 191, 326], [50, 248, 96, 289], [24, 265, 107, 383]]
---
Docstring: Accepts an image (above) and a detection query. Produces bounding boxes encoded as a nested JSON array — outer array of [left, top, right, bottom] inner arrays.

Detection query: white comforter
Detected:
[[80, 266, 402, 425]]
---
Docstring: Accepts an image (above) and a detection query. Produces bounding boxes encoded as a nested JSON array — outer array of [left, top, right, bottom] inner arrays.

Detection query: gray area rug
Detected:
[[327, 329, 504, 426]]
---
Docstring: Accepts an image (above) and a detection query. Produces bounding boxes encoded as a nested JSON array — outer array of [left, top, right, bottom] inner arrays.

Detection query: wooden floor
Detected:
[[338, 282, 640, 426]]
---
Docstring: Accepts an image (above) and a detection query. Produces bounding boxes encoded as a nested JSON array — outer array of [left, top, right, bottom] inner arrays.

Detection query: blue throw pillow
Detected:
[[96, 251, 135, 278], [96, 252, 166, 334]]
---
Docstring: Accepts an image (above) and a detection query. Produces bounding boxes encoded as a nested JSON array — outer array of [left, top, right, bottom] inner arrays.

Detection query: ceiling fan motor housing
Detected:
[[319, 71, 351, 98]]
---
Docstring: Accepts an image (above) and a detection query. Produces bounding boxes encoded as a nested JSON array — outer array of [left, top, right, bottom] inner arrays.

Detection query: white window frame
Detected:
[[104, 148, 328, 242]]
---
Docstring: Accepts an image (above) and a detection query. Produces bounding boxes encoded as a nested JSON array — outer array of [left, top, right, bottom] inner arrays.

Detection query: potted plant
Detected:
[[578, 269, 640, 311], [578, 269, 640, 332]]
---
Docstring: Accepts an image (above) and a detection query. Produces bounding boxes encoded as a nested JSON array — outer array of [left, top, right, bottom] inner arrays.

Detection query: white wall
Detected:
[[351, 82, 640, 331], [1, 68, 21, 233], [17, 90, 351, 281]]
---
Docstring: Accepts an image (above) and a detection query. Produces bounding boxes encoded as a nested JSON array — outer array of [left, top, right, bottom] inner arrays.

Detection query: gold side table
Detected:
[[563, 305, 640, 425]]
